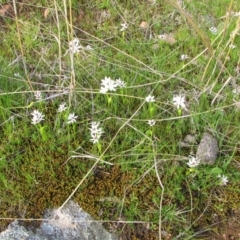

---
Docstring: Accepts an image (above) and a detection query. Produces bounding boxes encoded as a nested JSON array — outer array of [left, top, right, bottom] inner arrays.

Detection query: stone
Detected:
[[196, 132, 219, 165], [178, 134, 196, 148], [184, 134, 196, 144], [139, 21, 149, 29], [0, 201, 118, 240], [0, 221, 32, 240]]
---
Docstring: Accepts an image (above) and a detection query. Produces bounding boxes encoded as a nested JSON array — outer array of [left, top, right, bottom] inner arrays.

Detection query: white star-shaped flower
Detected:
[[173, 95, 187, 110], [100, 77, 117, 93], [209, 27, 217, 35], [69, 38, 82, 54], [180, 54, 189, 61], [67, 113, 78, 124], [58, 103, 68, 113], [31, 110, 45, 125], [147, 120, 156, 126], [89, 121, 103, 144], [115, 78, 126, 88], [34, 91, 42, 100], [120, 23, 128, 32], [187, 156, 200, 168], [145, 95, 155, 102], [218, 174, 228, 186]]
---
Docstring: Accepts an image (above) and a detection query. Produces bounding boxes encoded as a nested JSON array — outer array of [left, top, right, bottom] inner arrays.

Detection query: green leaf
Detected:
[[210, 167, 222, 175]]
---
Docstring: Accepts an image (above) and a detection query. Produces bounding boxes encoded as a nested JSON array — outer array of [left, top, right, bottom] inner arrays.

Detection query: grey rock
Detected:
[[178, 134, 196, 148], [196, 132, 219, 164], [178, 141, 190, 148], [0, 221, 32, 240], [0, 201, 118, 240], [184, 134, 196, 144]]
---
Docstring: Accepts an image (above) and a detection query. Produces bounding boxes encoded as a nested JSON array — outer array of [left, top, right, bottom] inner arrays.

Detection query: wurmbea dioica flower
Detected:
[[58, 103, 68, 113], [31, 110, 45, 125], [69, 38, 82, 54], [89, 121, 103, 144], [187, 156, 200, 168], [115, 78, 126, 88], [145, 95, 155, 102], [145, 94, 156, 117], [34, 91, 42, 100], [180, 54, 189, 61], [218, 174, 228, 186], [233, 11, 240, 16], [173, 94, 187, 110], [147, 119, 156, 126], [209, 27, 217, 35], [232, 88, 240, 95], [67, 113, 78, 124], [227, 11, 240, 17], [120, 23, 128, 32], [100, 77, 126, 94], [100, 77, 117, 93], [229, 44, 236, 49]]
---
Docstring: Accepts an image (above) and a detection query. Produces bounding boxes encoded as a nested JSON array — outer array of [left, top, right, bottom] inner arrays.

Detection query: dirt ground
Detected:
[[111, 210, 240, 239], [206, 210, 240, 240]]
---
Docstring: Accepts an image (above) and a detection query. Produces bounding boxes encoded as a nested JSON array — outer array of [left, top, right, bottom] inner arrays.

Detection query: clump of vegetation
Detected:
[[0, 0, 240, 239]]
